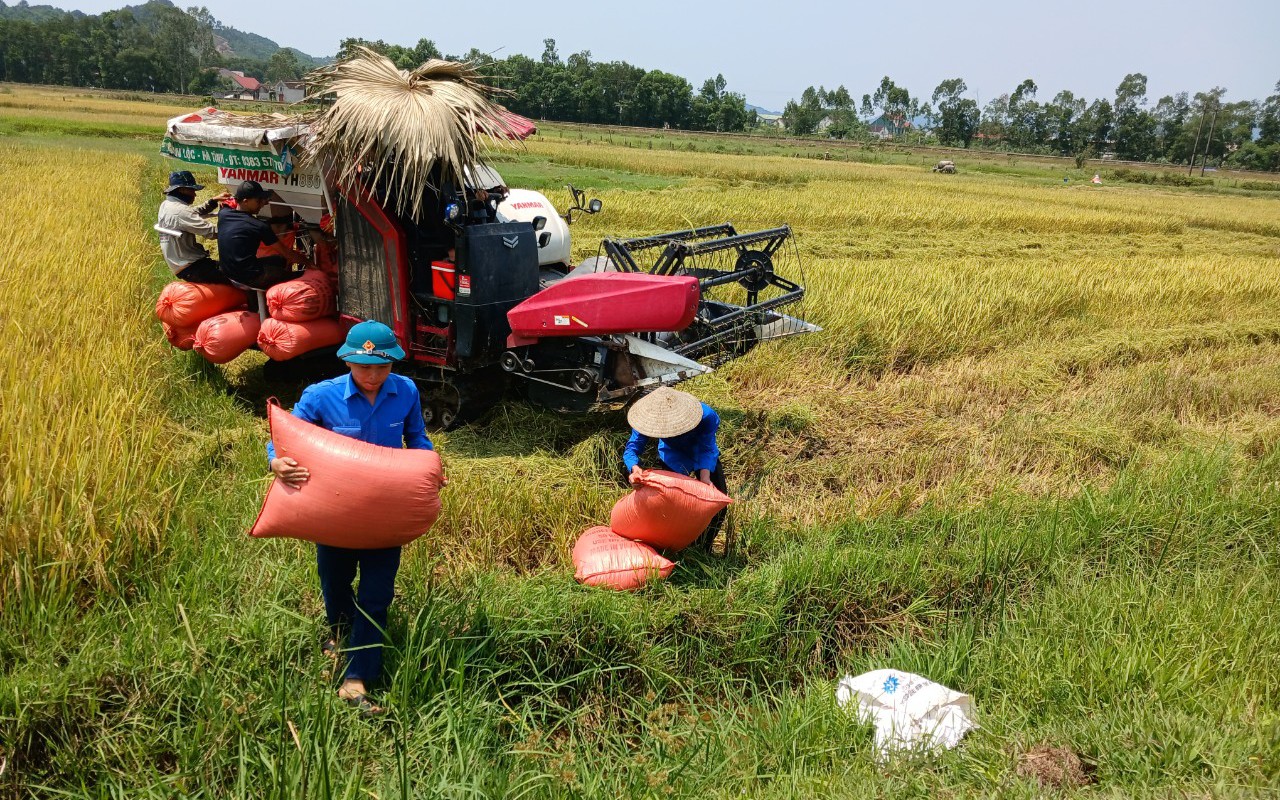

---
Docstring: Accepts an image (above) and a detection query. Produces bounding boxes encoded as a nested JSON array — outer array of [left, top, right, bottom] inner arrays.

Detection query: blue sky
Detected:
[[65, 0, 1280, 111]]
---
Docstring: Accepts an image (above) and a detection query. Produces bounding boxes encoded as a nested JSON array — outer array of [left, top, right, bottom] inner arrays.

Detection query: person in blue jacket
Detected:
[[622, 386, 727, 550], [268, 319, 433, 714]]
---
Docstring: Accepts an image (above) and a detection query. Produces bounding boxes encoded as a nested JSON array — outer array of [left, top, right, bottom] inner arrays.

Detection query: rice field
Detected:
[[1, 88, 1279, 798]]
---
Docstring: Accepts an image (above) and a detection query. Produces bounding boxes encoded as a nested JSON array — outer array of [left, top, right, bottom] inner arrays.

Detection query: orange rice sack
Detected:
[[265, 271, 337, 322], [258, 317, 350, 361], [572, 526, 675, 590], [155, 281, 247, 327], [162, 321, 198, 351], [193, 310, 261, 364], [313, 240, 338, 278], [257, 229, 296, 258], [250, 402, 444, 549], [610, 469, 732, 551]]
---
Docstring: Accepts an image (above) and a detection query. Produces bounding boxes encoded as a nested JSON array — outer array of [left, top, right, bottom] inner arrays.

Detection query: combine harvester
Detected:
[[158, 50, 818, 426]]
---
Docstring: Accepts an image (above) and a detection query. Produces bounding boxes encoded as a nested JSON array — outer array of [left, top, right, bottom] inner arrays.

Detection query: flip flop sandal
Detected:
[[321, 638, 339, 658], [342, 692, 385, 716]]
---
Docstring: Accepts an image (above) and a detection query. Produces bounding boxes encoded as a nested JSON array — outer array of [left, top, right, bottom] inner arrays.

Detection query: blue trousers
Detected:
[[315, 544, 401, 683]]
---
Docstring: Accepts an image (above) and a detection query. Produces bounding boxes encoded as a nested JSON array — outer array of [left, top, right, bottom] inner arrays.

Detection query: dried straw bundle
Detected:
[[302, 47, 522, 220]]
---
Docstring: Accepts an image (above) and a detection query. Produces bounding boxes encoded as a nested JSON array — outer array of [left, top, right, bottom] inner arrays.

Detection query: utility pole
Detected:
[[1199, 109, 1219, 176], [1187, 111, 1206, 176]]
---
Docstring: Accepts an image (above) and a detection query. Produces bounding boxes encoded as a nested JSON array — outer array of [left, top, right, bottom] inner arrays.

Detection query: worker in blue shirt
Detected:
[[268, 320, 433, 714], [622, 387, 727, 550]]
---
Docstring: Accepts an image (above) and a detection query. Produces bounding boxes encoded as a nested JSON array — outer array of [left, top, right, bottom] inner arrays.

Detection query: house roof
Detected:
[[869, 113, 913, 130], [279, 81, 305, 89], [229, 73, 261, 91]]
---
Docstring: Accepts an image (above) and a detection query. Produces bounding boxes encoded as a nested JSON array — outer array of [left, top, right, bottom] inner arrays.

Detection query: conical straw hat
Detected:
[[627, 387, 703, 438]]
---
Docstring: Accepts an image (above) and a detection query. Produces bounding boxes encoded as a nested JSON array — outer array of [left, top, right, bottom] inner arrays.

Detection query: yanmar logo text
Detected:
[[510, 201, 543, 210]]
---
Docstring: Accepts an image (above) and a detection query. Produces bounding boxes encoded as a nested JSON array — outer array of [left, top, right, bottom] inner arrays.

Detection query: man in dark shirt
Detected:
[[217, 180, 312, 288]]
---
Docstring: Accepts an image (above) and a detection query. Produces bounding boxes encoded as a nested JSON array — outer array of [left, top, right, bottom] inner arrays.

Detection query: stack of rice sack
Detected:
[[572, 469, 732, 591], [258, 271, 350, 360], [155, 281, 257, 364]]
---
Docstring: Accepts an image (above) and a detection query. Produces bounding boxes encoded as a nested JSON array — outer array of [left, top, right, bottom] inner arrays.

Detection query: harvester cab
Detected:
[[157, 53, 819, 427]]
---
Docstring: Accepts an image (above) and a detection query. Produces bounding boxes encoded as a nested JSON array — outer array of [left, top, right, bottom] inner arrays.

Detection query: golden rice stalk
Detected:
[[302, 48, 523, 220]]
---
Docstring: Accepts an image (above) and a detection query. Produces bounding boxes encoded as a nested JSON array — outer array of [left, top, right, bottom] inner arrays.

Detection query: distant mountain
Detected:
[[213, 28, 328, 66], [746, 103, 782, 117], [0, 1, 86, 20], [0, 0, 329, 65]]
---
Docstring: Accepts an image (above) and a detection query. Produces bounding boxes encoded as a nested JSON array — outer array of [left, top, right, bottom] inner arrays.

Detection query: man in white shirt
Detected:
[[156, 171, 231, 283]]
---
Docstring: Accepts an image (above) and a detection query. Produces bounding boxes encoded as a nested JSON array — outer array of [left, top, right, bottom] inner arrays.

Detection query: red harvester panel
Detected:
[[507, 273, 700, 340]]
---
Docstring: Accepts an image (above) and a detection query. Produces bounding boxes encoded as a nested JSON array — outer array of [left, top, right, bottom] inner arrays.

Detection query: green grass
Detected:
[[488, 151, 688, 193], [4, 446, 1277, 797], [0, 115, 155, 139]]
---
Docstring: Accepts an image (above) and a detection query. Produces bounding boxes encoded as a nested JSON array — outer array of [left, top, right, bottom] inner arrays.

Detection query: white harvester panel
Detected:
[[498, 189, 572, 267]]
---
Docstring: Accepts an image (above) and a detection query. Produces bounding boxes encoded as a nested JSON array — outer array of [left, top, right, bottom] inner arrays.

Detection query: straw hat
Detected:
[[627, 387, 704, 438]]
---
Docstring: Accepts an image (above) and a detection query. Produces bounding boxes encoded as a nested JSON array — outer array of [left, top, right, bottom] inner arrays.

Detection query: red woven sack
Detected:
[[572, 526, 675, 590], [610, 469, 732, 551], [155, 281, 247, 327], [250, 402, 444, 549], [193, 310, 261, 364], [265, 271, 337, 322], [258, 317, 350, 361], [162, 321, 198, 351]]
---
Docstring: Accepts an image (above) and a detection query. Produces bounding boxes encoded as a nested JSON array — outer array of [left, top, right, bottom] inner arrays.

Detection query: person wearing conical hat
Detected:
[[623, 387, 727, 549]]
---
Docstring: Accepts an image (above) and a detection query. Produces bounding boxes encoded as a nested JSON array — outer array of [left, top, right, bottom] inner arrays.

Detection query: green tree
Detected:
[[265, 48, 301, 82], [978, 93, 1010, 145], [870, 75, 914, 123], [634, 69, 691, 128], [335, 37, 439, 69], [1215, 100, 1258, 167], [540, 38, 559, 66], [1256, 81, 1280, 145], [1006, 79, 1045, 150], [1112, 73, 1157, 160], [931, 78, 979, 146], [1074, 98, 1114, 153], [187, 67, 219, 95], [152, 3, 202, 91], [782, 85, 825, 135], [1045, 90, 1086, 155], [1152, 92, 1191, 158]]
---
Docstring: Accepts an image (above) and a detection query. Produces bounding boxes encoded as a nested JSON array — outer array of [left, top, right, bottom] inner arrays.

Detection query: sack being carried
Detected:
[[572, 526, 675, 590], [611, 469, 732, 551], [250, 402, 444, 549]]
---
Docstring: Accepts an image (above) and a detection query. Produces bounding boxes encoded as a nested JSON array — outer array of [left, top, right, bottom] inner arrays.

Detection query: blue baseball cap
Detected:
[[337, 320, 405, 364]]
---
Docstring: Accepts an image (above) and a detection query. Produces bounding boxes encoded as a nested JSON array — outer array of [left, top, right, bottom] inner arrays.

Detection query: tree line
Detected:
[[3, 3, 1277, 169], [0, 3, 757, 133], [0, 2, 218, 93], [783, 74, 1280, 171], [335, 37, 756, 133]]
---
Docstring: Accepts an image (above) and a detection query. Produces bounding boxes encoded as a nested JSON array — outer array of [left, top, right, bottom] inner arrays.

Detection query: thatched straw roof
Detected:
[[301, 47, 524, 221]]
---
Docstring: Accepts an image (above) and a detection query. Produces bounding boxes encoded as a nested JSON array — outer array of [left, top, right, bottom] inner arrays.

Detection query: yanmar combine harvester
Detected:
[[159, 54, 818, 426]]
